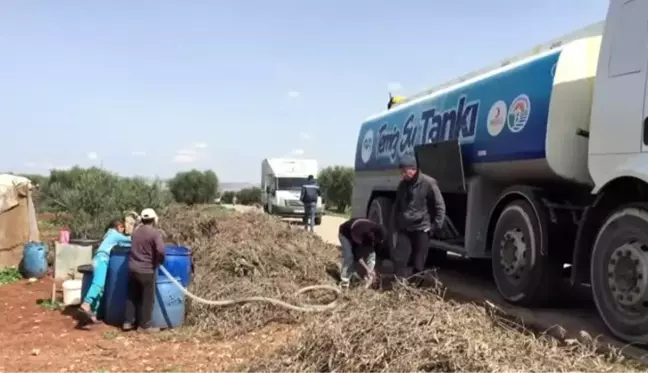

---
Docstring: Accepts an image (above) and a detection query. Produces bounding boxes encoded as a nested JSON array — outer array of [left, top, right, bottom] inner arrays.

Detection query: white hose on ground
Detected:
[[158, 265, 341, 313]]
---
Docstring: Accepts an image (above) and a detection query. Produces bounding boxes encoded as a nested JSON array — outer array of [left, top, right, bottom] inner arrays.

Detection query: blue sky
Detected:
[[0, 0, 608, 182]]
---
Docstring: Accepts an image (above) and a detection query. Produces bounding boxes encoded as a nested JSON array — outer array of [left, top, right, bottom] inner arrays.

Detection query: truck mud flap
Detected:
[[415, 140, 471, 193]]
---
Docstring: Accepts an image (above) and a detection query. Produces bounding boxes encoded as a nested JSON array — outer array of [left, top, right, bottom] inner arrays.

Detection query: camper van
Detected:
[[261, 158, 323, 224]]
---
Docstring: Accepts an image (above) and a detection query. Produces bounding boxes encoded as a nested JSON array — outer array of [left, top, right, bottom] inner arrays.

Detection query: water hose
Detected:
[[158, 265, 341, 313]]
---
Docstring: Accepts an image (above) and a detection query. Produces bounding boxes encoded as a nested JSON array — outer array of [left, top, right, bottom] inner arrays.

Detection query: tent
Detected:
[[0, 174, 40, 268]]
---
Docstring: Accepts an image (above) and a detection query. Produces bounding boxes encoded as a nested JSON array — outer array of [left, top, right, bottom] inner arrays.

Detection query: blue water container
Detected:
[[159, 245, 193, 287], [151, 273, 186, 329], [103, 244, 130, 326], [22, 242, 48, 279]]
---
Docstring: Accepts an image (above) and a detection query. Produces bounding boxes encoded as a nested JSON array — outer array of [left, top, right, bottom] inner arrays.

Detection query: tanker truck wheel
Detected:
[[368, 196, 392, 226], [591, 204, 648, 343], [491, 199, 561, 306], [368, 196, 393, 261]]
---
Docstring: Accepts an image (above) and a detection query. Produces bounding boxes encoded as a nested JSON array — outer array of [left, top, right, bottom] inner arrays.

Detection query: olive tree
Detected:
[[168, 169, 219, 205], [43, 167, 172, 239], [318, 166, 354, 213]]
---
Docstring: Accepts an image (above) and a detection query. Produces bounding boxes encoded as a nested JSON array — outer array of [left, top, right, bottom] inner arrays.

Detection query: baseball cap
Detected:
[[140, 208, 158, 222], [398, 154, 418, 169]]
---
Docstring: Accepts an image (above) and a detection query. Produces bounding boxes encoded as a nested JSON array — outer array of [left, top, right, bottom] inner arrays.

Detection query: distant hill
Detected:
[[220, 182, 259, 192]]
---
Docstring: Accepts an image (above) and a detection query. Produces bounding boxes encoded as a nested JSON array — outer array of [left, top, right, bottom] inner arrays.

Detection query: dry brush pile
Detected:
[[159, 205, 339, 338], [160, 205, 645, 372], [243, 284, 643, 372]]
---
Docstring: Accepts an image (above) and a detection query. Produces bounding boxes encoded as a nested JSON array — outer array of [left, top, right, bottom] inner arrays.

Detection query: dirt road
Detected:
[[312, 215, 346, 244]]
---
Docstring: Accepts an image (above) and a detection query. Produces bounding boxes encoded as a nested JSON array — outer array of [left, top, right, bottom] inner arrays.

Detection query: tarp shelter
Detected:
[[0, 174, 40, 268]]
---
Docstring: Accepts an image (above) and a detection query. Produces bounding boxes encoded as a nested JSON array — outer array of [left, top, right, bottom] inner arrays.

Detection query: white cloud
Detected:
[[173, 149, 197, 163], [176, 149, 197, 156], [24, 161, 36, 168], [173, 154, 195, 164], [299, 132, 311, 140], [287, 90, 300, 98], [291, 148, 304, 156], [87, 152, 98, 160], [387, 82, 403, 91], [131, 151, 146, 157], [194, 142, 208, 149]]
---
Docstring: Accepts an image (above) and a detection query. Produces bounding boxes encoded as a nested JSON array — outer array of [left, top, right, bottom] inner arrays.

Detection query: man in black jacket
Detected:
[[389, 154, 446, 278], [337, 218, 387, 289]]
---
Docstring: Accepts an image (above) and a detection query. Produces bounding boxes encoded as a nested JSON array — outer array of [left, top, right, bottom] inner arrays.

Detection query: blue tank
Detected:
[[103, 244, 130, 326], [354, 49, 562, 174], [159, 245, 193, 287], [21, 242, 48, 279], [151, 274, 186, 329]]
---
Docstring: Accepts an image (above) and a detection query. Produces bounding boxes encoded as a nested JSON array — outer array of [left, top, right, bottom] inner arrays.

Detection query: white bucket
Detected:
[[62, 279, 83, 306]]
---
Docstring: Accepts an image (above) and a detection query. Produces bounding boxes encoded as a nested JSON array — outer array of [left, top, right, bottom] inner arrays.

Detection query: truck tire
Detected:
[[427, 249, 448, 266], [491, 199, 560, 306], [591, 204, 648, 343], [367, 196, 392, 227], [368, 196, 393, 261]]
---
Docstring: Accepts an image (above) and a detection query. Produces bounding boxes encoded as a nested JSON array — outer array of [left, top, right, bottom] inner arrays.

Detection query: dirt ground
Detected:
[[4, 208, 647, 371], [0, 277, 299, 372], [0, 207, 340, 373]]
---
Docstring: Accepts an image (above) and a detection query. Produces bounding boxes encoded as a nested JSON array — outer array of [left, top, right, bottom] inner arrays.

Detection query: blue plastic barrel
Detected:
[[151, 273, 186, 329], [103, 244, 130, 326], [159, 245, 193, 287], [22, 242, 48, 279]]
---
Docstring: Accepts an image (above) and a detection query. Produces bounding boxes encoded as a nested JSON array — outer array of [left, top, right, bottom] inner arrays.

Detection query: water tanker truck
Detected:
[[351, 0, 648, 343]]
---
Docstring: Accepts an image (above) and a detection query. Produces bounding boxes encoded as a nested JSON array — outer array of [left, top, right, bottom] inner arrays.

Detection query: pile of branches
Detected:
[[159, 205, 339, 338], [243, 283, 642, 372], [160, 205, 643, 371]]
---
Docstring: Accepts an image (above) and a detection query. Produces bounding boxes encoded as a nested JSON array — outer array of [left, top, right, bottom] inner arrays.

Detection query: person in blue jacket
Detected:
[[78, 218, 132, 326], [299, 175, 320, 232]]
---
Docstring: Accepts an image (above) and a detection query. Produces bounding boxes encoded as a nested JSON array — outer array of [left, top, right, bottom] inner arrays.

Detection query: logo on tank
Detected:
[[360, 129, 374, 164], [486, 100, 508, 137], [507, 94, 531, 133]]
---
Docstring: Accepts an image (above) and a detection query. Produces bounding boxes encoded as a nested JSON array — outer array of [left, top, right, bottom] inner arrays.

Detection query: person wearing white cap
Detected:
[[124, 208, 165, 333]]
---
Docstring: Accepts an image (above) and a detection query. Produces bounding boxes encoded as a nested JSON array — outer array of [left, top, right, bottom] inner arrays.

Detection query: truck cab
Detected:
[[261, 158, 323, 224], [581, 0, 648, 344], [589, 0, 648, 189]]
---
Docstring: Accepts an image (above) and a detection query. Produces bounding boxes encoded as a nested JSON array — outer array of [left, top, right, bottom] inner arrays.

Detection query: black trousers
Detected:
[[125, 271, 156, 329], [390, 230, 430, 278]]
